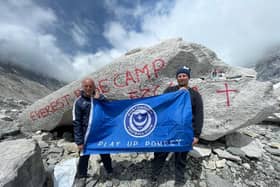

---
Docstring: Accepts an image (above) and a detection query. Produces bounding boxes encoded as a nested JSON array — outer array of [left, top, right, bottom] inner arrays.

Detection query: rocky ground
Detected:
[[0, 96, 28, 140], [0, 96, 279, 187], [39, 124, 280, 187]]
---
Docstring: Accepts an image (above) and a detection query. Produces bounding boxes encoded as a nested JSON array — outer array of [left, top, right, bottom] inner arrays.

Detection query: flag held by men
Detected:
[[83, 90, 193, 155]]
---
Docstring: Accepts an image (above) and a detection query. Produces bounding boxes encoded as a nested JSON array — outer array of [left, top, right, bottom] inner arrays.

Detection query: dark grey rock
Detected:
[[0, 121, 20, 139], [264, 146, 280, 156], [227, 147, 246, 158], [62, 132, 74, 142], [0, 115, 13, 121], [225, 132, 253, 147], [240, 139, 264, 159], [213, 149, 241, 162]]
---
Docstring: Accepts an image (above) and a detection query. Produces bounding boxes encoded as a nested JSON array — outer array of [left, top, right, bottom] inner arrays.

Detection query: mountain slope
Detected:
[[0, 63, 66, 102], [255, 48, 280, 83]]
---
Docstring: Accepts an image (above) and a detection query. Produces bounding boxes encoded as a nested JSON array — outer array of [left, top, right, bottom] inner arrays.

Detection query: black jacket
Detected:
[[163, 86, 204, 138], [72, 92, 106, 145]]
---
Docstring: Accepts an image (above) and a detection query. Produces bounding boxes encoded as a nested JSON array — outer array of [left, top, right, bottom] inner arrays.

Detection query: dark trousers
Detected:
[[77, 154, 112, 177], [152, 152, 188, 183]]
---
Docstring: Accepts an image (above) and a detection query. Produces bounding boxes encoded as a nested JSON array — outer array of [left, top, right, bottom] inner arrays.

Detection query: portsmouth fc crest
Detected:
[[124, 104, 157, 137]]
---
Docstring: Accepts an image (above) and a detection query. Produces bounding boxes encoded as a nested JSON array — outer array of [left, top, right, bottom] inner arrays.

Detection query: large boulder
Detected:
[[19, 38, 278, 141], [0, 139, 46, 187], [200, 79, 276, 140]]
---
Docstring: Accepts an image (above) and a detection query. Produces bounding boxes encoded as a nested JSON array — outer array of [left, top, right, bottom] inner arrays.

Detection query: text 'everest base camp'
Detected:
[[1, 38, 279, 187]]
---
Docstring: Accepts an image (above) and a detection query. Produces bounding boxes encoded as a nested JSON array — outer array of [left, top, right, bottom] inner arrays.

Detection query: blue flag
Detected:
[[83, 90, 193, 155]]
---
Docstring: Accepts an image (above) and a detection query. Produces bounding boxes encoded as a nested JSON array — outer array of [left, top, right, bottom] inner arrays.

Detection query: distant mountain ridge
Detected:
[[255, 47, 280, 84], [0, 62, 66, 102]]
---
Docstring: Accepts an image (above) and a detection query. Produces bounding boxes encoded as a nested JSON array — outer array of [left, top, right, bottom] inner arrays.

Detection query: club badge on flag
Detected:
[[83, 90, 193, 155]]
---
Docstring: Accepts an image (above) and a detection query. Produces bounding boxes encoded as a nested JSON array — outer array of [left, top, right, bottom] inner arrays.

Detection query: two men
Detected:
[[72, 66, 203, 185], [152, 66, 204, 185], [72, 78, 113, 182]]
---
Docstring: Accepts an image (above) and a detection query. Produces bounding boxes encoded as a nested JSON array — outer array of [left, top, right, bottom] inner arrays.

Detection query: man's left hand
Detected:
[[192, 137, 199, 145], [93, 88, 100, 99]]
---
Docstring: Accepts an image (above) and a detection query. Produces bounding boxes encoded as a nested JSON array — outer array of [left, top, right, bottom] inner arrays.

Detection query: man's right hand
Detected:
[[78, 144, 84, 152], [192, 137, 199, 145]]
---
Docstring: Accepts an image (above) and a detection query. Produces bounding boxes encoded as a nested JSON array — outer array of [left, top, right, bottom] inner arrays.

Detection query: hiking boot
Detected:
[[73, 177, 86, 187], [76, 174, 91, 178], [100, 166, 115, 178], [147, 174, 158, 187], [174, 178, 187, 187]]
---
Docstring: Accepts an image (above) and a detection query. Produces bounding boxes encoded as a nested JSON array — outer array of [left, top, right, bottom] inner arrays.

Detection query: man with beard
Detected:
[[151, 66, 204, 186]]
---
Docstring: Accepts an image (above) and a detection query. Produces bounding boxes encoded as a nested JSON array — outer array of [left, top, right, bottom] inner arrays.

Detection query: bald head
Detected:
[[82, 77, 95, 86], [81, 77, 96, 97]]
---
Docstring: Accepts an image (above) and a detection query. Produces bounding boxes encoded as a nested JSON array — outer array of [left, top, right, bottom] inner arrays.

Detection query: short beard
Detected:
[[178, 81, 188, 87]]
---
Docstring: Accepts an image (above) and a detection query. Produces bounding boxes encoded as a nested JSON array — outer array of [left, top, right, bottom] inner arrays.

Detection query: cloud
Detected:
[[72, 49, 122, 78], [104, 0, 146, 20], [70, 18, 99, 47], [1, 0, 279, 83], [0, 28, 75, 81], [0, 0, 117, 82], [71, 23, 88, 47], [0, 0, 56, 32], [0, 0, 79, 81], [103, 22, 159, 52], [103, 0, 280, 66]]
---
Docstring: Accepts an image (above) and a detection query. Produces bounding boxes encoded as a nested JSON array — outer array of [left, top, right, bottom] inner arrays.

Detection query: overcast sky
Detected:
[[0, 0, 279, 82]]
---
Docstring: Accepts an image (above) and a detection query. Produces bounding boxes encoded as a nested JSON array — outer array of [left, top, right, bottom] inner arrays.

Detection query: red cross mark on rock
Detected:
[[216, 83, 238, 107]]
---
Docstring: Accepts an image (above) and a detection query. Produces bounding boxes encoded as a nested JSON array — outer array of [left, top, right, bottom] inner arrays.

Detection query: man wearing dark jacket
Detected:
[[73, 78, 112, 183], [152, 66, 204, 185]]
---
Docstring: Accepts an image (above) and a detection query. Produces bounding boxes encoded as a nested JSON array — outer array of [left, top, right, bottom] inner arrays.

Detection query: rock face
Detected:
[[255, 48, 280, 84], [0, 139, 46, 187], [264, 82, 280, 123], [0, 121, 20, 139], [255, 48, 280, 123], [0, 96, 31, 140], [19, 38, 277, 140]]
